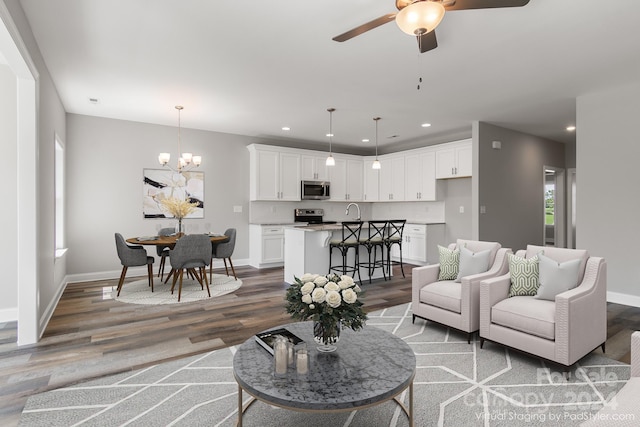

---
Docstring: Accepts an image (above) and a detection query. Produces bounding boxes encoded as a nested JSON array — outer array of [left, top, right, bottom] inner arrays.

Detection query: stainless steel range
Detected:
[[293, 208, 337, 225]]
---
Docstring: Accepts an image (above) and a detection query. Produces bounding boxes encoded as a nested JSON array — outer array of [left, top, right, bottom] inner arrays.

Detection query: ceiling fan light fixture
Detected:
[[396, 1, 445, 36]]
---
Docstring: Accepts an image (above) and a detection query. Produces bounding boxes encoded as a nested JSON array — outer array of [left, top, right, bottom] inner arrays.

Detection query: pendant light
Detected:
[[326, 108, 336, 166], [372, 117, 381, 170]]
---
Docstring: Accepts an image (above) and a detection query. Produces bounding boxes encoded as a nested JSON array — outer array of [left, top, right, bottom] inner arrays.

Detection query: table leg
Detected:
[[237, 384, 243, 427], [409, 381, 414, 427]]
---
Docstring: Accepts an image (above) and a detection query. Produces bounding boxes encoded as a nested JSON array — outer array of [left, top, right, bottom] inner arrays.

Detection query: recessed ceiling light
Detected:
[[282, 127, 290, 131], [566, 126, 576, 131], [421, 123, 431, 128], [362, 139, 369, 143], [326, 133, 334, 137]]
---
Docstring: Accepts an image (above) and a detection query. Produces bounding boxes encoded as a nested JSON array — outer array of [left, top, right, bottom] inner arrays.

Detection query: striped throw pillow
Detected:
[[438, 245, 460, 281]]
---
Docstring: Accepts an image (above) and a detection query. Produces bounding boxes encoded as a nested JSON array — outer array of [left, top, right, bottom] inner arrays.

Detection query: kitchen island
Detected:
[[283, 224, 388, 284]]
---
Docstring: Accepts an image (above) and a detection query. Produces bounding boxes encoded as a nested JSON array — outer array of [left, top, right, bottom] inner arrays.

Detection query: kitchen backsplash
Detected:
[[250, 200, 445, 224]]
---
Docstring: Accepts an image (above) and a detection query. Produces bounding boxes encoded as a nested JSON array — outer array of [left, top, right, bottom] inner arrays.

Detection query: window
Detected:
[[55, 135, 66, 257]]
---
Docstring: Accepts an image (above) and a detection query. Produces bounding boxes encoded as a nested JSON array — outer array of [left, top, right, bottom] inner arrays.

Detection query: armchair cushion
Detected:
[[535, 253, 582, 300], [491, 296, 556, 340], [508, 253, 540, 297], [455, 246, 491, 283], [437, 245, 460, 280], [420, 281, 461, 313]]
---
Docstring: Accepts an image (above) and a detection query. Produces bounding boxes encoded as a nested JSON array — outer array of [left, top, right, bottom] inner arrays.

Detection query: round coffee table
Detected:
[[233, 322, 416, 426]]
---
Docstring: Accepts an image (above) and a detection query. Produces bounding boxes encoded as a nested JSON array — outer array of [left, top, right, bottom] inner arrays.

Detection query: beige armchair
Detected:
[[412, 239, 511, 343], [479, 245, 607, 368]]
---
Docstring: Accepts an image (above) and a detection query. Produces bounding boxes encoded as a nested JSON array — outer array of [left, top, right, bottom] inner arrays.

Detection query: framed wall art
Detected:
[[142, 169, 204, 219]]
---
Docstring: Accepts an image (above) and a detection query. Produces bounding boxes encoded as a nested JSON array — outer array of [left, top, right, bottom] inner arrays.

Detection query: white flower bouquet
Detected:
[[285, 273, 367, 343]]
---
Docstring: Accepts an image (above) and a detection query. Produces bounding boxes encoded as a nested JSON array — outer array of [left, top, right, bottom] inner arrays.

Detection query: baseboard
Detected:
[[0, 307, 18, 322], [607, 291, 640, 308], [38, 276, 68, 337], [66, 258, 251, 284]]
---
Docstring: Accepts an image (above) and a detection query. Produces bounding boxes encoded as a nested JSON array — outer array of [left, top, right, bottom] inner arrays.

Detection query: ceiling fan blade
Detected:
[[444, 0, 530, 11], [417, 31, 438, 53], [332, 13, 396, 42]]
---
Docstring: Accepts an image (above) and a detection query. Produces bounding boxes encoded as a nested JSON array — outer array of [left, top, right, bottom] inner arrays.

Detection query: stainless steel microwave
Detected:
[[301, 180, 330, 200]]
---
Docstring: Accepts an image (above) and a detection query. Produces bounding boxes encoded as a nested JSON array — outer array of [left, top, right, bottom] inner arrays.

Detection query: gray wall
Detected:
[[0, 64, 18, 318], [66, 114, 253, 276], [577, 82, 640, 302], [442, 178, 472, 243], [476, 122, 566, 251]]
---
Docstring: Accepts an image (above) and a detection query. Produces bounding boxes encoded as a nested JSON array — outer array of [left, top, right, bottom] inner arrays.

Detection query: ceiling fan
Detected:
[[332, 0, 530, 53]]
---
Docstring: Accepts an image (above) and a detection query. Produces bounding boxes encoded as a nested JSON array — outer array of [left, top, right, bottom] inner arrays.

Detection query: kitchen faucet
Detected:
[[345, 203, 361, 221]]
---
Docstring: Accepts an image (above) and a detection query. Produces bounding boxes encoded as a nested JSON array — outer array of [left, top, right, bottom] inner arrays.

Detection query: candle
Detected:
[[274, 338, 288, 376], [296, 348, 308, 375]]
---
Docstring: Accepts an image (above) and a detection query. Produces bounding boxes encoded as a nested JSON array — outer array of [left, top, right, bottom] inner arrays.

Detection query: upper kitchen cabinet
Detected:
[[405, 149, 437, 201], [435, 139, 472, 179], [329, 155, 363, 201], [248, 144, 300, 201], [301, 154, 329, 181], [363, 157, 379, 202], [378, 155, 405, 201]]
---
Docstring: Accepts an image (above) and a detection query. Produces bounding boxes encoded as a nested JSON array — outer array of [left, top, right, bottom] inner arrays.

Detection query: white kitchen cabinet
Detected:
[[248, 145, 300, 201], [249, 224, 285, 267], [435, 139, 472, 179], [329, 156, 363, 201], [391, 223, 446, 266], [301, 155, 329, 181], [378, 155, 405, 201], [363, 158, 380, 201], [405, 149, 436, 201]]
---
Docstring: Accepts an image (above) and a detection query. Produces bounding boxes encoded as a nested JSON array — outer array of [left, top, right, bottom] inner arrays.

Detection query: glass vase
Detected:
[[313, 320, 341, 353], [176, 218, 183, 235]]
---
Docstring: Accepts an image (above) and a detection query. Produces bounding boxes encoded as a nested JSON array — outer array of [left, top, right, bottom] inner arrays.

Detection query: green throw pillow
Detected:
[[508, 253, 540, 297], [438, 245, 460, 280]]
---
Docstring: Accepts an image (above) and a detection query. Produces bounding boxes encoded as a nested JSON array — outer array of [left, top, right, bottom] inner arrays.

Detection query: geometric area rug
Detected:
[[112, 274, 242, 305], [19, 303, 629, 426]]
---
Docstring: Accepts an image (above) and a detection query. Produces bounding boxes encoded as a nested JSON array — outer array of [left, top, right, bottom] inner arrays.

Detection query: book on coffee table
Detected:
[[255, 328, 304, 355]]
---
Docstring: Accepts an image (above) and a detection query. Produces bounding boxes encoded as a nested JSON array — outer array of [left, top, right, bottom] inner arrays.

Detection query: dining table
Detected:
[[126, 233, 229, 248]]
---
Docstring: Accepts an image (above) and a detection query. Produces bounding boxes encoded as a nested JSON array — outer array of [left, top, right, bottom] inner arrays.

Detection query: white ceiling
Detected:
[[18, 0, 640, 152]]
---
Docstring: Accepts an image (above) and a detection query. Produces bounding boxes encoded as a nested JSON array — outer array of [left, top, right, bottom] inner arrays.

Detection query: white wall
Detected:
[[577, 82, 640, 305], [0, 64, 18, 321]]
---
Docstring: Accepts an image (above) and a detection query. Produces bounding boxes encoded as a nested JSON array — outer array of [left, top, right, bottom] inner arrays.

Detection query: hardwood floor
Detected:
[[1, 264, 639, 426]]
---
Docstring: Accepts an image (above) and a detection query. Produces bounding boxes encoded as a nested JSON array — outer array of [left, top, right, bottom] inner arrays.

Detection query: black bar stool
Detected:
[[358, 221, 388, 283], [384, 220, 406, 278], [328, 221, 363, 283]]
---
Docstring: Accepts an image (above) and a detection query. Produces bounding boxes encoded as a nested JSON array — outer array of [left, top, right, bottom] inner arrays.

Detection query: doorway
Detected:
[[1, 5, 39, 344], [543, 166, 566, 248]]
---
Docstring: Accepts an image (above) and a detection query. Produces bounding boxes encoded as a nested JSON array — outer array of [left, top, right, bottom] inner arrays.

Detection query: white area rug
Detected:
[[113, 274, 242, 305]]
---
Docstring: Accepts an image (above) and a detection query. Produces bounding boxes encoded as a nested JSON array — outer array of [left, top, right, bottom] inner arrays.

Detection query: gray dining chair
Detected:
[[168, 234, 212, 302], [156, 227, 175, 280], [210, 228, 237, 282], [114, 233, 155, 296]]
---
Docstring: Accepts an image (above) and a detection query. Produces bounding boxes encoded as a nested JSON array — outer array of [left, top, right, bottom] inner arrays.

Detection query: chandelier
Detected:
[[158, 106, 202, 172]]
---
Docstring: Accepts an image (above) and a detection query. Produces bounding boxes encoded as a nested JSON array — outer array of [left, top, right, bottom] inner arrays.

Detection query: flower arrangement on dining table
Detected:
[[285, 273, 367, 345], [159, 197, 199, 233]]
